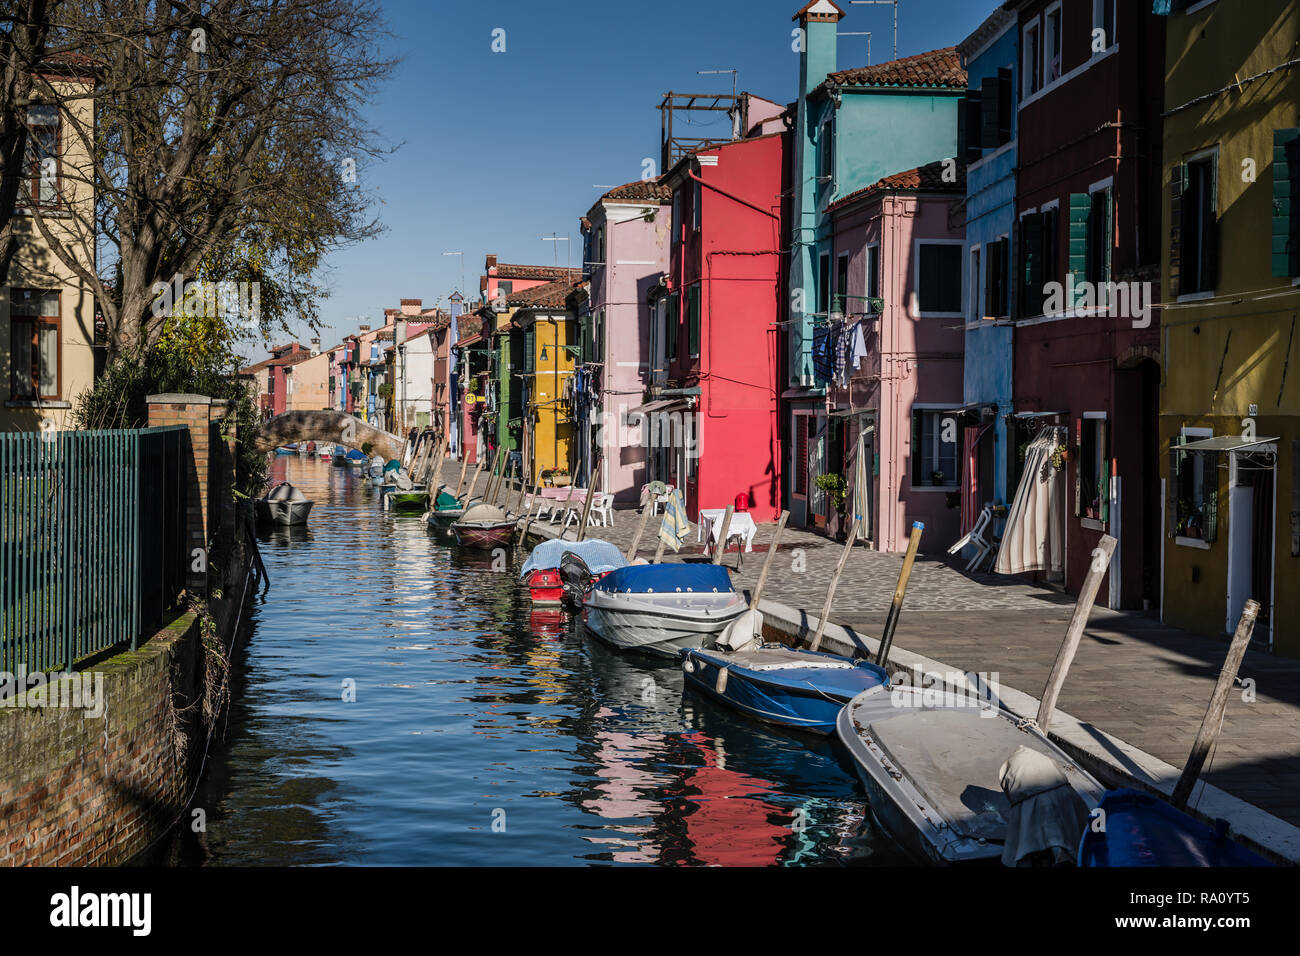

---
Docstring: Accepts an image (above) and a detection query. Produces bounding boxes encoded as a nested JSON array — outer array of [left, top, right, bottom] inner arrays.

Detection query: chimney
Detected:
[[485, 254, 497, 270], [359, 324, 371, 332], [400, 298, 422, 316], [795, 1, 843, 98]]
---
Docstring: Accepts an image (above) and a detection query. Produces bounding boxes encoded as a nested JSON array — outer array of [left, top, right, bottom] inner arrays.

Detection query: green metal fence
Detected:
[[1, 426, 189, 674]]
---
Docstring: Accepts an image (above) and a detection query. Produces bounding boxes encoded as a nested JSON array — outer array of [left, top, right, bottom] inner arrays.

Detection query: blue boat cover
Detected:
[[346, 449, 368, 461], [1078, 789, 1273, 867], [594, 563, 733, 594], [520, 539, 628, 579]]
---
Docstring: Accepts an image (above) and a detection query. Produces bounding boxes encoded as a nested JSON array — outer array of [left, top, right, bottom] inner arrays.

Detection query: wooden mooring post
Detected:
[[809, 516, 862, 653], [574, 452, 603, 542], [872, 521, 924, 666], [750, 510, 789, 609], [710, 505, 734, 566], [626, 498, 654, 561]]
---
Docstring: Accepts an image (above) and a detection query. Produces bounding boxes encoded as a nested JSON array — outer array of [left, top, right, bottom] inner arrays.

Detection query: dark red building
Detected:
[[1008, 0, 1165, 609]]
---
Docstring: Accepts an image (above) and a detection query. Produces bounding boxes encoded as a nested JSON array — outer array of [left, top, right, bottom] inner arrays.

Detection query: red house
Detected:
[[644, 130, 788, 521]]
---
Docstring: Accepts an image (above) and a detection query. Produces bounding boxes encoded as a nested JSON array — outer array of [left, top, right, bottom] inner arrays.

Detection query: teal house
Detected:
[[784, 0, 966, 529]]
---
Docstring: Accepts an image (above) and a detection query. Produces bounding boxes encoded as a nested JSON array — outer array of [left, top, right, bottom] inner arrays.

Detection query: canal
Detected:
[[156, 455, 907, 866]]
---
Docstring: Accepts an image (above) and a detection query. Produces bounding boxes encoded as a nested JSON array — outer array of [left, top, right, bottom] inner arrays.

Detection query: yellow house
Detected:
[[1158, 0, 1300, 655], [507, 279, 582, 485], [0, 61, 97, 432]]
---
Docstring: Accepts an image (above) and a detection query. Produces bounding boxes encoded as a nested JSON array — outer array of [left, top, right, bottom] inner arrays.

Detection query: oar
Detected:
[[626, 493, 654, 561], [872, 522, 924, 666], [809, 515, 860, 653], [575, 451, 603, 542], [710, 505, 734, 566], [1035, 533, 1117, 732], [1171, 599, 1260, 810]]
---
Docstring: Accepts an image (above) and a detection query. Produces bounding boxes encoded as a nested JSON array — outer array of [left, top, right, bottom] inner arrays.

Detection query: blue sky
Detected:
[[262, 0, 991, 359]]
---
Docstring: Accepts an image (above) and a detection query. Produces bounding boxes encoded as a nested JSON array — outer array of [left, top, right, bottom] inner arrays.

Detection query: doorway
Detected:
[[1226, 452, 1276, 644]]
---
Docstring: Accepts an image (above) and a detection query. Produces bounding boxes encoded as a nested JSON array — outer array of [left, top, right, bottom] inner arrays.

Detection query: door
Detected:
[[1226, 453, 1275, 640]]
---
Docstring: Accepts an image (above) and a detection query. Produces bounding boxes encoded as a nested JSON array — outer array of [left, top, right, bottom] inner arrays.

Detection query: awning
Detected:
[[629, 399, 687, 415], [1177, 436, 1280, 453], [1012, 410, 1068, 419]]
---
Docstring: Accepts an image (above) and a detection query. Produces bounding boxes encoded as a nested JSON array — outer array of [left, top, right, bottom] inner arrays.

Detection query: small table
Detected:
[[697, 509, 758, 553]]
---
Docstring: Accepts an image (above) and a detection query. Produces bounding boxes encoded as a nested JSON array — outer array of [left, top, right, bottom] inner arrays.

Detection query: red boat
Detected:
[[526, 568, 564, 605]]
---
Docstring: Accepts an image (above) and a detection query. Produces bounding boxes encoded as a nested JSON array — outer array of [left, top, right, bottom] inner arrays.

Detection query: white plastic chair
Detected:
[[590, 493, 614, 527], [560, 490, 589, 529], [948, 505, 993, 572], [650, 483, 675, 516]]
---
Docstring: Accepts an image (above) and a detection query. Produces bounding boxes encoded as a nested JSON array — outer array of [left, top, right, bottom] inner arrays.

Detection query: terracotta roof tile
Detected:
[[599, 179, 673, 203], [505, 277, 586, 310], [824, 47, 965, 91], [492, 263, 581, 281], [827, 158, 966, 213]]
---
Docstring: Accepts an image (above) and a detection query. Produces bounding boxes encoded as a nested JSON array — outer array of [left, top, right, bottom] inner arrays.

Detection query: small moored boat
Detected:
[[581, 563, 746, 659], [682, 642, 889, 735], [520, 539, 627, 606], [254, 481, 314, 527], [835, 683, 1102, 864], [450, 503, 516, 549], [1077, 789, 1272, 867]]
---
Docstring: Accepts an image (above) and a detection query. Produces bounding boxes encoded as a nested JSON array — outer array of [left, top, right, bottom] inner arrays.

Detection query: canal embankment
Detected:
[[0, 395, 256, 866], [481, 465, 1300, 864]]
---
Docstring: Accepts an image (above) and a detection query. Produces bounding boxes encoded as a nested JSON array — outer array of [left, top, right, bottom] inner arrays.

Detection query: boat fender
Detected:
[[715, 667, 729, 694], [683, 657, 695, 674]]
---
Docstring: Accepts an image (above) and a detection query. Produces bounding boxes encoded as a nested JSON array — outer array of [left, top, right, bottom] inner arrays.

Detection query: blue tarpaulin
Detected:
[[594, 563, 733, 594]]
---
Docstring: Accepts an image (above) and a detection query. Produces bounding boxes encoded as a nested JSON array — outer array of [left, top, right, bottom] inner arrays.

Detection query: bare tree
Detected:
[[30, 0, 395, 360], [0, 0, 55, 282]]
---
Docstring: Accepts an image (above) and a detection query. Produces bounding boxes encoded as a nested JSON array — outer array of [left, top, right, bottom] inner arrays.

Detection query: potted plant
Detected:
[[930, 469, 946, 487], [815, 473, 848, 537]]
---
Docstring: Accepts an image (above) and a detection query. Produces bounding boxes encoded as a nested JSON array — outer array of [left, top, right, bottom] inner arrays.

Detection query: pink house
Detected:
[[827, 160, 967, 552], [579, 179, 673, 503]]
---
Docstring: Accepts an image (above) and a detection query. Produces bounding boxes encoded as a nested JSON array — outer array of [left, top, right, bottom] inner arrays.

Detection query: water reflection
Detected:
[[152, 455, 901, 866]]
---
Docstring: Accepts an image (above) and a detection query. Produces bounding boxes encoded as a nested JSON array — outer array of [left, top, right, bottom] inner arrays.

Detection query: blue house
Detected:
[[954, 5, 1018, 541], [785, 0, 966, 530]]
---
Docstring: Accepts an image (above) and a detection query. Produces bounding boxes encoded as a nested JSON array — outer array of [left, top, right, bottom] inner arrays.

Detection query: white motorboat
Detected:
[[255, 481, 314, 527], [581, 563, 746, 659]]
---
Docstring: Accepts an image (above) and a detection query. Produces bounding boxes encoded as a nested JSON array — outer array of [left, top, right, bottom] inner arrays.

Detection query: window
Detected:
[[497, 280, 513, 296], [985, 236, 1009, 318], [1093, 0, 1116, 48], [834, 252, 849, 316], [595, 226, 605, 266], [1066, 187, 1113, 308], [691, 179, 701, 231], [1017, 207, 1059, 318], [667, 293, 678, 362], [23, 105, 59, 206], [687, 284, 700, 357], [960, 69, 1015, 162], [794, 415, 810, 496], [911, 409, 958, 488], [1023, 21, 1043, 97], [865, 244, 880, 309], [969, 246, 982, 322], [1172, 153, 1218, 296], [1075, 415, 1109, 522], [1045, 5, 1063, 85], [916, 242, 963, 315], [817, 252, 831, 317], [9, 289, 61, 401], [672, 190, 681, 242], [1170, 429, 1218, 542], [1272, 128, 1300, 278], [820, 118, 834, 184]]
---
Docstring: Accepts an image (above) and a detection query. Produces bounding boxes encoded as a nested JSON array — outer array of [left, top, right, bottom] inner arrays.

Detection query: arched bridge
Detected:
[[254, 411, 408, 462]]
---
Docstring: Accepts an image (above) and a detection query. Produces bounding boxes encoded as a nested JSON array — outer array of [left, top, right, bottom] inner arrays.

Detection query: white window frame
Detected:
[[835, 250, 850, 318], [1175, 426, 1214, 549], [864, 241, 881, 310], [913, 238, 965, 319], [1092, 0, 1117, 52], [1178, 145, 1220, 303], [967, 242, 983, 324], [1022, 19, 1043, 99], [1044, 2, 1063, 88], [910, 404, 959, 492]]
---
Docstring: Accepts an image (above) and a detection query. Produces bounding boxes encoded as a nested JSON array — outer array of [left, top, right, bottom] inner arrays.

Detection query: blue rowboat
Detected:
[[582, 563, 746, 659], [1078, 789, 1273, 867], [681, 644, 889, 735]]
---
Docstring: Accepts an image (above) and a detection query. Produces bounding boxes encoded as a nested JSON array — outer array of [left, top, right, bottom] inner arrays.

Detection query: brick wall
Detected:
[[0, 613, 203, 866]]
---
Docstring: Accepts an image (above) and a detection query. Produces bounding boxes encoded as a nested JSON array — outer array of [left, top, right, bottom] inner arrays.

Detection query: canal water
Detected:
[[156, 455, 907, 866]]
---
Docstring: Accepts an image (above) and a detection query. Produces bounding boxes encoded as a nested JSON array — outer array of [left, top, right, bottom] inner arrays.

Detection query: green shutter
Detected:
[[688, 285, 701, 356], [1169, 163, 1186, 298], [1068, 193, 1092, 309], [667, 294, 678, 361], [524, 328, 535, 373], [1098, 419, 1109, 523], [1273, 129, 1300, 278]]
